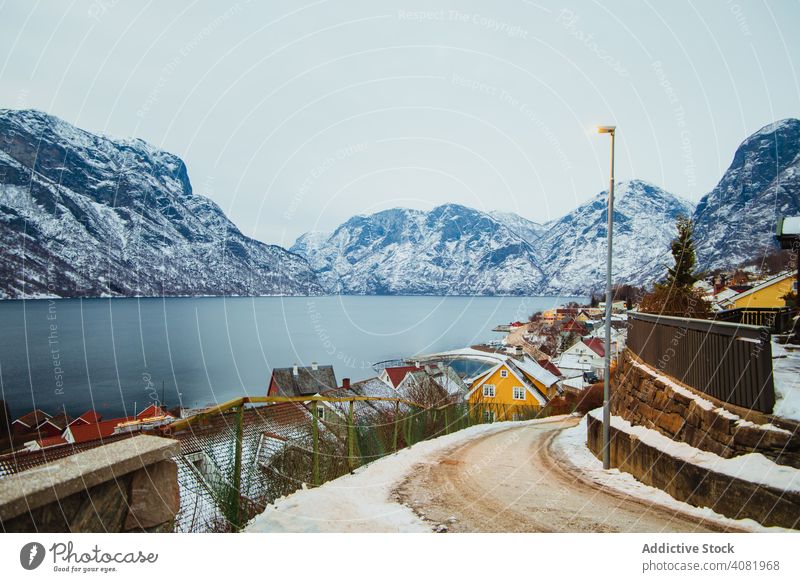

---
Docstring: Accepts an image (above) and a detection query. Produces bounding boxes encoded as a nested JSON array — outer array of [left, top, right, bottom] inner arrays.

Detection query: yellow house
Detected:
[[724, 271, 797, 309], [467, 357, 559, 422]]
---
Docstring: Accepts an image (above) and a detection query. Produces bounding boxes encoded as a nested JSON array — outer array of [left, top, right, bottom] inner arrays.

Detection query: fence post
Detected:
[[393, 401, 400, 452], [347, 399, 356, 472], [444, 406, 450, 435], [406, 406, 414, 447], [312, 400, 320, 486], [232, 403, 244, 529]]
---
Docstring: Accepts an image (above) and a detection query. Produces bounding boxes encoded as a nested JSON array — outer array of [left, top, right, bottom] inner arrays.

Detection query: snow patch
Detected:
[[552, 415, 794, 532]]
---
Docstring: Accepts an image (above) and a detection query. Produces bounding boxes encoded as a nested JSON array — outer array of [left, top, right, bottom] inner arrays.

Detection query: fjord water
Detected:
[[0, 295, 582, 418]]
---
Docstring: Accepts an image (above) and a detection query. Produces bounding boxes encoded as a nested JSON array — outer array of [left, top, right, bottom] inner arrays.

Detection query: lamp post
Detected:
[[597, 125, 615, 470]]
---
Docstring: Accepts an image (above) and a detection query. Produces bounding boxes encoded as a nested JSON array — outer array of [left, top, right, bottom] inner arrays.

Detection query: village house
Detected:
[[466, 356, 560, 422], [27, 405, 173, 450], [378, 364, 423, 389], [395, 363, 468, 404], [554, 337, 607, 380], [11, 409, 51, 435], [267, 362, 338, 398], [718, 270, 797, 309]]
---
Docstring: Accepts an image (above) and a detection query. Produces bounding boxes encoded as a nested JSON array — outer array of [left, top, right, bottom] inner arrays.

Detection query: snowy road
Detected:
[[394, 416, 737, 533], [247, 415, 748, 533]]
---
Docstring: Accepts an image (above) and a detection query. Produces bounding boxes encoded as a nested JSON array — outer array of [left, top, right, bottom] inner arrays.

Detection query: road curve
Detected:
[[393, 416, 738, 533]]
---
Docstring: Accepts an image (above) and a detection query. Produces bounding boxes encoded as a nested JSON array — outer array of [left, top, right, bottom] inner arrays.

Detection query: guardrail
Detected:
[[627, 311, 775, 413]]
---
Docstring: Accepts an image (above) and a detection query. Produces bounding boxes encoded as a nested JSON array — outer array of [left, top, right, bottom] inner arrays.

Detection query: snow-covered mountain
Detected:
[[3, 109, 796, 299], [0, 109, 324, 298], [290, 184, 693, 296], [534, 180, 695, 294], [290, 205, 547, 295], [488, 210, 546, 244], [693, 118, 800, 271]]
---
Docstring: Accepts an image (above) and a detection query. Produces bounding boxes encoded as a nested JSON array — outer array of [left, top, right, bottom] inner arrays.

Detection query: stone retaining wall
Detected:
[[613, 350, 800, 468], [586, 414, 799, 529], [0, 435, 180, 532]]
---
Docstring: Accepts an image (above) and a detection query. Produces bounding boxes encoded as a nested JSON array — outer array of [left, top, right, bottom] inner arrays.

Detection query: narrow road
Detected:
[[393, 416, 737, 532]]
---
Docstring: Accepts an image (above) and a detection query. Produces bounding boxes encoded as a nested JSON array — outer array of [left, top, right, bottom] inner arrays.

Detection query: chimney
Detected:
[[414, 361, 420, 368], [292, 363, 299, 376], [311, 361, 318, 371], [342, 378, 351, 389]]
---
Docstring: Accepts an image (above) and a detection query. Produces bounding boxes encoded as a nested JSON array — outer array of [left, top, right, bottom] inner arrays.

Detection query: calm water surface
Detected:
[[0, 295, 582, 418]]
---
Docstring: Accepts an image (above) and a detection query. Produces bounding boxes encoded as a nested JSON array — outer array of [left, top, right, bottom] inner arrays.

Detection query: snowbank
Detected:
[[588, 409, 800, 493], [551, 415, 793, 532], [772, 341, 800, 422], [245, 416, 571, 533]]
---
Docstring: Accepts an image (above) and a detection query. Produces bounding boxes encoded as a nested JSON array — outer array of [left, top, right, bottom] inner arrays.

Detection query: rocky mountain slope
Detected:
[[0, 109, 324, 298], [291, 205, 547, 295], [534, 180, 695, 294], [693, 118, 800, 271], [2, 110, 796, 298], [291, 183, 693, 296]]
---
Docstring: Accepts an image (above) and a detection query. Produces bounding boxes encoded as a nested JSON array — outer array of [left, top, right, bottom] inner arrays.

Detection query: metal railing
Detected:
[[714, 306, 796, 334], [627, 311, 775, 413], [161, 395, 572, 532]]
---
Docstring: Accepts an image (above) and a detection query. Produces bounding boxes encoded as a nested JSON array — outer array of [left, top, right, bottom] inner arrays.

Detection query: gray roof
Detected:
[[270, 365, 338, 397]]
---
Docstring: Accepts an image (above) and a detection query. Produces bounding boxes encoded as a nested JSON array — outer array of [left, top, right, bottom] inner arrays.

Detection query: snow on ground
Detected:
[[245, 416, 571, 533], [552, 415, 794, 532], [588, 409, 800, 493], [772, 340, 800, 422]]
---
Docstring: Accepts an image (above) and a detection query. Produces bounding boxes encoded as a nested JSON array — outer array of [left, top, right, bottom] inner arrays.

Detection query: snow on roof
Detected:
[[512, 356, 559, 388], [561, 376, 588, 391], [780, 216, 800, 235]]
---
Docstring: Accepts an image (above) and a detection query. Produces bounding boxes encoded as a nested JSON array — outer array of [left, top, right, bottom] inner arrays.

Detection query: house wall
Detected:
[[732, 276, 795, 308], [468, 366, 543, 421]]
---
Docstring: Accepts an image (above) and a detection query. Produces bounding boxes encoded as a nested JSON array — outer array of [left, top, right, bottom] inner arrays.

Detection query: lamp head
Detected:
[[597, 125, 616, 134]]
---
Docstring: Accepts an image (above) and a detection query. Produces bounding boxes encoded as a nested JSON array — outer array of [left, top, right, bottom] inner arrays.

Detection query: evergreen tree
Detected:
[[665, 216, 699, 288]]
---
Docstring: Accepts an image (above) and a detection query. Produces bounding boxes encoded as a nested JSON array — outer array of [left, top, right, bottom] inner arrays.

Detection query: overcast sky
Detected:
[[1, 0, 798, 246]]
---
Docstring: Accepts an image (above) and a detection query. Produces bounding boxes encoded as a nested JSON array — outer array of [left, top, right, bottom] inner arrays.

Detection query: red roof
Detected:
[[68, 417, 134, 444], [538, 359, 563, 377], [383, 366, 422, 388], [561, 319, 588, 333], [13, 409, 51, 428], [583, 337, 606, 358], [36, 436, 67, 449], [69, 410, 102, 426]]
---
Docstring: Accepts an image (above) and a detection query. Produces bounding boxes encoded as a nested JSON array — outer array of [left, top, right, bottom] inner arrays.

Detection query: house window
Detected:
[[483, 410, 495, 423], [513, 386, 525, 400], [315, 406, 324, 420], [500, 369, 508, 378], [482, 384, 496, 398]]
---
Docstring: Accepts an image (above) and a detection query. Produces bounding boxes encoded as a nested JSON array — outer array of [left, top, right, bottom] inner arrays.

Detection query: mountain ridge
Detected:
[[1, 109, 798, 298], [0, 108, 325, 299]]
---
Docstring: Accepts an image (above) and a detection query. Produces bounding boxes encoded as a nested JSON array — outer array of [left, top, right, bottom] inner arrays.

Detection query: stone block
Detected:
[[124, 459, 180, 531]]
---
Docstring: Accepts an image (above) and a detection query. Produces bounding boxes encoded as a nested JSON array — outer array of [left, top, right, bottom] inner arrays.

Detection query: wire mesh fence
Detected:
[[165, 396, 575, 532]]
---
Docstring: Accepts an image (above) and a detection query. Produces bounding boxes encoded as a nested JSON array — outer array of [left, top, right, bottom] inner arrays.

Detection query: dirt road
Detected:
[[393, 416, 737, 532]]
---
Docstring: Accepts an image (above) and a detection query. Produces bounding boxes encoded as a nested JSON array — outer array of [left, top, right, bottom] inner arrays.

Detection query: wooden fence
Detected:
[[627, 311, 775, 413]]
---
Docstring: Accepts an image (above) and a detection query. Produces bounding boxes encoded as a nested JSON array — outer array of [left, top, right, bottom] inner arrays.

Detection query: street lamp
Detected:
[[596, 125, 615, 470]]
